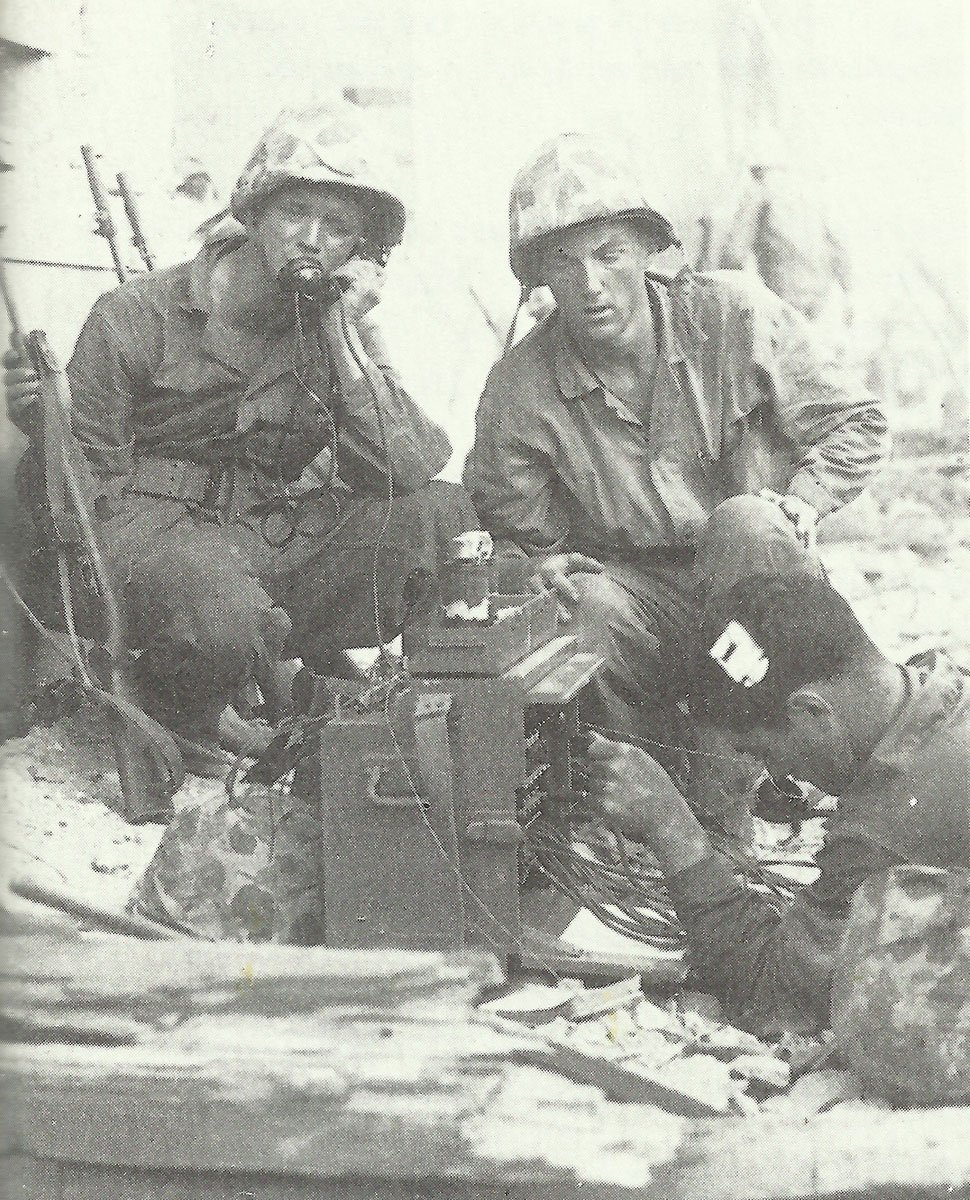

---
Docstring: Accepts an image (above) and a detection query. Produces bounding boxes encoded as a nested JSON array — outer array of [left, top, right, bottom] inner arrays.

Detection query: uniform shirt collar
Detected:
[[180, 233, 248, 316], [547, 278, 688, 402]]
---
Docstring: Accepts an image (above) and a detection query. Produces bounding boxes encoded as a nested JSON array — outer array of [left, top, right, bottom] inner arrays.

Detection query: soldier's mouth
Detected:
[[584, 304, 614, 320]]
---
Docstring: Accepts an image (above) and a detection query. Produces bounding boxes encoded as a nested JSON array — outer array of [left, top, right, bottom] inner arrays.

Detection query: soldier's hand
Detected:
[[530, 552, 604, 606], [759, 488, 819, 551], [328, 256, 385, 325], [3, 346, 40, 432], [586, 732, 711, 874]]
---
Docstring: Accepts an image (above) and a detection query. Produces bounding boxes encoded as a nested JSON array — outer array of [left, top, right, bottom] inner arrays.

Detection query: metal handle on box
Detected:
[[364, 757, 428, 809]]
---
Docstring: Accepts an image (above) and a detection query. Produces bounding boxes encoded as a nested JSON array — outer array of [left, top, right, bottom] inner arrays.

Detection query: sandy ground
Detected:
[[1, 452, 967, 922]]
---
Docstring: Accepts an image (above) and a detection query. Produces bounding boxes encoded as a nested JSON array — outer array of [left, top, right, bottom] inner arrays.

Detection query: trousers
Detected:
[[24, 476, 477, 740], [566, 495, 824, 824]]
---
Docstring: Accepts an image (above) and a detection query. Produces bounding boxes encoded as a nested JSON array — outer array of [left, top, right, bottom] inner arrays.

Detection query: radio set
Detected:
[[291, 535, 689, 980]]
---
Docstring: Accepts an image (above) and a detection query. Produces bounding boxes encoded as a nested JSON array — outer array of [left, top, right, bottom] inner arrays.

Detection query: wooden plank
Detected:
[[0, 1155, 549, 1200], [3, 1026, 969, 1196], [4, 931, 969, 1198], [9, 876, 186, 941], [0, 1155, 63, 1200], [1, 1037, 687, 1190], [0, 932, 501, 1026]]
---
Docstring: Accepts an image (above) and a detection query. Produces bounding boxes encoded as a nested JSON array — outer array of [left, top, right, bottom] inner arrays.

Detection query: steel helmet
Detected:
[[830, 865, 970, 1105], [230, 102, 407, 253], [509, 132, 677, 283]]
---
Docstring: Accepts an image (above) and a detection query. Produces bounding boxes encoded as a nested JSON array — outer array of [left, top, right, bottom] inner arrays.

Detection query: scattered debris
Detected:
[[480, 976, 796, 1117]]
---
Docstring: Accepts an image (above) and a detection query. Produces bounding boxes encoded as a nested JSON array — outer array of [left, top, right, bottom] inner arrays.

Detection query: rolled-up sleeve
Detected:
[[464, 364, 570, 566], [749, 291, 890, 516], [335, 317, 453, 495]]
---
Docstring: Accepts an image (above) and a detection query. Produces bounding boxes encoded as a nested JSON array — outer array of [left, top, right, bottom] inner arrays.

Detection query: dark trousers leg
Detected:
[[566, 555, 698, 785], [266, 480, 477, 670], [103, 499, 290, 741]]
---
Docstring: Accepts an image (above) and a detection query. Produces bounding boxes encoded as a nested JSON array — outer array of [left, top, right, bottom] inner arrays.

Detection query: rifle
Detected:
[[116, 171, 156, 272], [19, 328, 184, 821], [2, 249, 181, 819], [80, 144, 128, 284]]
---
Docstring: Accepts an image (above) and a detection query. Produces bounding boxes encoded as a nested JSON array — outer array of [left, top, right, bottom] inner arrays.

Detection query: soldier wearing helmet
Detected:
[[465, 132, 889, 827], [5, 102, 474, 778], [584, 569, 970, 1102]]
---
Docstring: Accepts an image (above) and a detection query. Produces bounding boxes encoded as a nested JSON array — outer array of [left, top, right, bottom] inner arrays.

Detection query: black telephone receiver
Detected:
[[278, 237, 388, 307]]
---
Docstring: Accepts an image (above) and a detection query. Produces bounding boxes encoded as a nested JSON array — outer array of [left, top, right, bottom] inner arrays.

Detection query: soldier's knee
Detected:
[[126, 537, 277, 674], [697, 494, 814, 597], [705, 494, 783, 546]]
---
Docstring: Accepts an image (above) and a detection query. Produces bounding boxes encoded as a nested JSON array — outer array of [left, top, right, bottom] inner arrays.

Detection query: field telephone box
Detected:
[[295, 589, 625, 967]]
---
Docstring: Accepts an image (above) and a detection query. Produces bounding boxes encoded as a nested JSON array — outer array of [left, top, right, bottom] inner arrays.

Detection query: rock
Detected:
[[648, 1055, 739, 1116], [759, 1068, 861, 1118], [480, 983, 573, 1025], [817, 491, 882, 543], [676, 991, 722, 1022], [633, 997, 684, 1035], [567, 974, 642, 1021]]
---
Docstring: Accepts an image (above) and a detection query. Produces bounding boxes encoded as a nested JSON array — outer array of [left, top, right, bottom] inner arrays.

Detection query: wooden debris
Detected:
[[647, 1055, 738, 1115], [3, 928, 969, 1198], [0, 930, 501, 1043], [0, 930, 693, 1191], [566, 974, 642, 1021], [759, 1067, 862, 1118], [479, 981, 574, 1024], [728, 1054, 792, 1092], [478, 977, 793, 1117]]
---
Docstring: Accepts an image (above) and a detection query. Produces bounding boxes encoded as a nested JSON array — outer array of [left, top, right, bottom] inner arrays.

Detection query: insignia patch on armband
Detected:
[[709, 620, 769, 687]]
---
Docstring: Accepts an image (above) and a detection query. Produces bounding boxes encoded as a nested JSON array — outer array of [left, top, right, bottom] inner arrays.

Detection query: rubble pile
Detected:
[[480, 975, 858, 1120]]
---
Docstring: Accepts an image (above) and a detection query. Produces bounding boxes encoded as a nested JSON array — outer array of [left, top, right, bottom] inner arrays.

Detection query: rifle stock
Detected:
[[23, 329, 184, 821]]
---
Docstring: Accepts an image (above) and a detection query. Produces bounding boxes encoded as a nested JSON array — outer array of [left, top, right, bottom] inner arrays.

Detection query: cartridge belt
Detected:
[[126, 455, 277, 518]]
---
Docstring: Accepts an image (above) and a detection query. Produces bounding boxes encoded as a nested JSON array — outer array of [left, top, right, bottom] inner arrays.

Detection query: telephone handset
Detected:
[[278, 237, 388, 307]]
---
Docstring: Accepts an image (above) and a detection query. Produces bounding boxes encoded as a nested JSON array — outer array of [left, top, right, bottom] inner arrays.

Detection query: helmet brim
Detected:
[[511, 208, 678, 283]]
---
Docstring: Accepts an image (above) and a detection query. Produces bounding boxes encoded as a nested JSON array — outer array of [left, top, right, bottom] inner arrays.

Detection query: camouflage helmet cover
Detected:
[[509, 132, 677, 282], [830, 865, 970, 1105], [230, 102, 407, 251]]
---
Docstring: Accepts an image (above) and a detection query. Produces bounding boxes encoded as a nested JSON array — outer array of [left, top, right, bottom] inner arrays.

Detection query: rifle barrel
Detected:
[[116, 171, 156, 272]]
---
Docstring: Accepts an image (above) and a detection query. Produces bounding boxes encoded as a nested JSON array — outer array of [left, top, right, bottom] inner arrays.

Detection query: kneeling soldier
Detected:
[[6, 102, 474, 773]]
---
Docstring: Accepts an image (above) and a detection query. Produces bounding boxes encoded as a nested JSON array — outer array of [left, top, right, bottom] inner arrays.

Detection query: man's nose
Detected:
[[300, 219, 324, 252], [580, 259, 605, 294]]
